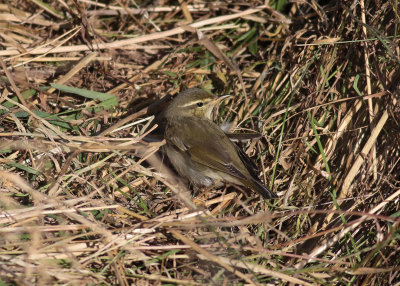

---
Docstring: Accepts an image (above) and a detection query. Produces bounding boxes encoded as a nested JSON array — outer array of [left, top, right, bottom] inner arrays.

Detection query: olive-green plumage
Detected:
[[164, 88, 277, 199]]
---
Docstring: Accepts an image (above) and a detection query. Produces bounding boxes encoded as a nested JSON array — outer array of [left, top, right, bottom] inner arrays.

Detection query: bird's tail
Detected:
[[245, 178, 278, 199]]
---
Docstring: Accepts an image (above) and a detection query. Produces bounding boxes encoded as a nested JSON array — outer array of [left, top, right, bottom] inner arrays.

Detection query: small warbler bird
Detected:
[[164, 88, 277, 199]]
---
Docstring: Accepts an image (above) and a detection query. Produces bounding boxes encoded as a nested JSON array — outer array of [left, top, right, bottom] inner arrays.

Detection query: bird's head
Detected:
[[165, 88, 230, 119]]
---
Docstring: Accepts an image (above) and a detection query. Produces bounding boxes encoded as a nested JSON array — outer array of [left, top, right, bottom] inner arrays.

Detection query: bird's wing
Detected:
[[234, 144, 260, 179], [226, 132, 262, 141], [166, 117, 248, 181]]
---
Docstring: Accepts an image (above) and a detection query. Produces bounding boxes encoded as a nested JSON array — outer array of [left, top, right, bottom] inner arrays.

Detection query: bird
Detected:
[[163, 87, 277, 199]]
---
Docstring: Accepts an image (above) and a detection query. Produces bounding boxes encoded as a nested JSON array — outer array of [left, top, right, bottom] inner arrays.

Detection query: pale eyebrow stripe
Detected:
[[179, 99, 210, 108]]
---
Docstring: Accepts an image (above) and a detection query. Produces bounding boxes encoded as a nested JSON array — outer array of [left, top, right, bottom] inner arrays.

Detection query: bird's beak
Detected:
[[214, 94, 232, 102], [207, 94, 231, 120]]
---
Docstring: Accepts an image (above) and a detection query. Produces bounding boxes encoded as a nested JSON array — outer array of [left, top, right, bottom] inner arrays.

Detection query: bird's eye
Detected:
[[197, 102, 203, 107]]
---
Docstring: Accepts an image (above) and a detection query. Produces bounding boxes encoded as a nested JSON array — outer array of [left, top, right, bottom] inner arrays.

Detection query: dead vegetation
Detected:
[[1, 0, 400, 285]]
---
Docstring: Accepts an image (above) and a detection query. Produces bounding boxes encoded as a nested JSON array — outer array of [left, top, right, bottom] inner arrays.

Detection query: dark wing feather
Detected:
[[235, 144, 259, 179], [227, 132, 262, 141]]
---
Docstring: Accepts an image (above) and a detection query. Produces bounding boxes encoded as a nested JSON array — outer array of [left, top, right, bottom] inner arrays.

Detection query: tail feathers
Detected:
[[246, 178, 278, 199], [235, 144, 277, 199]]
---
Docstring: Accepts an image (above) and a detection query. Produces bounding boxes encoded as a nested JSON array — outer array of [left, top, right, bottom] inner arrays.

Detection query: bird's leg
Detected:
[[193, 186, 208, 206], [193, 181, 222, 206]]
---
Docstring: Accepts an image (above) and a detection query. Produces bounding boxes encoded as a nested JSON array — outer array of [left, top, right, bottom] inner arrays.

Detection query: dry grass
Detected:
[[1, 0, 400, 285]]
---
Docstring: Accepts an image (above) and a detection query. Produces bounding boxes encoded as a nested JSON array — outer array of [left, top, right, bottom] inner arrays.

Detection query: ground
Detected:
[[0, 0, 400, 285]]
